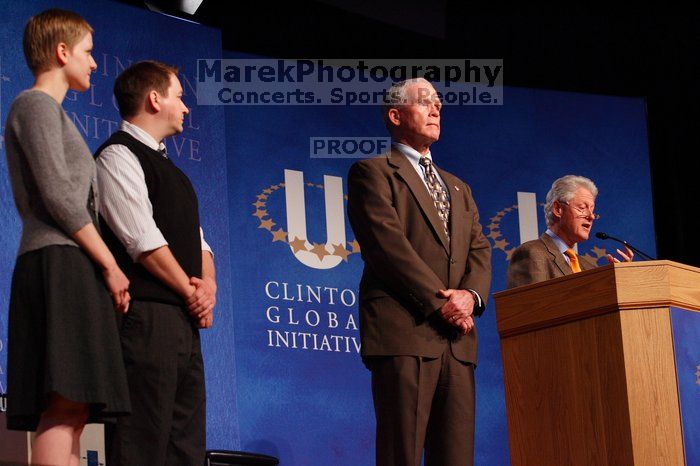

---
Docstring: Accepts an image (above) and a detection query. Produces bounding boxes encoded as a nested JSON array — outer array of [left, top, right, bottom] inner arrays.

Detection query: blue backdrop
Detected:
[[0, 1, 655, 465], [0, 0, 238, 449], [224, 52, 656, 464]]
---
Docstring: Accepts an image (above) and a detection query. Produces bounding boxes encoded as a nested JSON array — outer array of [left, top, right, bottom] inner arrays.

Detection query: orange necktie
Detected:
[[564, 248, 581, 273]]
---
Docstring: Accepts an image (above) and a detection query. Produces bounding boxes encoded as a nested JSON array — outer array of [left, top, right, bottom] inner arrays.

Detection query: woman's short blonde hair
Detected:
[[23, 8, 93, 75]]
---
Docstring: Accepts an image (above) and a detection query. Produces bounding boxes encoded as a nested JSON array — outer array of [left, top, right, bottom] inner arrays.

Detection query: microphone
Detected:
[[595, 232, 656, 260]]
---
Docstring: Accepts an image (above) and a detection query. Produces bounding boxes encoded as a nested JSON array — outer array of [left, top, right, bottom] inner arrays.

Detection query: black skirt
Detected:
[[6, 245, 131, 431]]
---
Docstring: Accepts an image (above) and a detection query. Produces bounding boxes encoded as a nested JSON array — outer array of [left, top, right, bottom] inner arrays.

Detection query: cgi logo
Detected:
[[310, 137, 390, 159], [254, 181, 614, 270], [252, 169, 360, 270]]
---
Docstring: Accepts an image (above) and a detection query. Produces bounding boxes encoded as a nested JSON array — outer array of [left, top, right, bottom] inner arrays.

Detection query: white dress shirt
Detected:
[[96, 120, 212, 262]]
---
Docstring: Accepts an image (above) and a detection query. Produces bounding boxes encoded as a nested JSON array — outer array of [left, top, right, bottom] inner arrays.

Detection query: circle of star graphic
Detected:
[[252, 181, 360, 262], [487, 203, 607, 264]]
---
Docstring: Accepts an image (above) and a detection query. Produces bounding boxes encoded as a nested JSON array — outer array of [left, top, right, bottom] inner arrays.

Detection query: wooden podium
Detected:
[[493, 260, 698, 466]]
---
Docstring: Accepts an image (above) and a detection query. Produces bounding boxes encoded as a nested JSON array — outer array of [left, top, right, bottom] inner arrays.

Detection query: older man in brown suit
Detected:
[[507, 175, 632, 289], [347, 78, 491, 466]]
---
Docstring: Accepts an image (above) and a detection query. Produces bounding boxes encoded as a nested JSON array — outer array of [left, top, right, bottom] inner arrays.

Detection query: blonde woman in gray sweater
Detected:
[[4, 9, 131, 466]]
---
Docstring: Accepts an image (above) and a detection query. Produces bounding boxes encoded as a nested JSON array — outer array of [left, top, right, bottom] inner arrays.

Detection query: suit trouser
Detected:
[[110, 300, 206, 466], [369, 345, 475, 466]]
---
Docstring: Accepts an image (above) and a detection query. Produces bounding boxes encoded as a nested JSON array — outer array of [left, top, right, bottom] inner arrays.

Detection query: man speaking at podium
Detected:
[[347, 78, 491, 466], [507, 175, 632, 288]]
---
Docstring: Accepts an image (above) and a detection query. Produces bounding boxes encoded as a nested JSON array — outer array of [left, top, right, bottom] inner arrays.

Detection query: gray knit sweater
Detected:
[[5, 90, 98, 256]]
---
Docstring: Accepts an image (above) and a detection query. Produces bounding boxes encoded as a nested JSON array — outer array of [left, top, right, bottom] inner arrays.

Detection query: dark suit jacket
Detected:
[[506, 232, 598, 289], [347, 148, 491, 365]]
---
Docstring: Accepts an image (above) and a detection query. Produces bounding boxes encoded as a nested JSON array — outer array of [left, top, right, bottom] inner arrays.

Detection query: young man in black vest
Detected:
[[95, 60, 216, 466]]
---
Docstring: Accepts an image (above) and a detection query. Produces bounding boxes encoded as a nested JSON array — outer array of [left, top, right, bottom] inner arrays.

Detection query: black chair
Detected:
[[205, 450, 279, 466]]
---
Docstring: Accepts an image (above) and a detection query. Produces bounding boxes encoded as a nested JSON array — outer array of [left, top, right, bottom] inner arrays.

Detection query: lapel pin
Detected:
[[454, 186, 460, 191]]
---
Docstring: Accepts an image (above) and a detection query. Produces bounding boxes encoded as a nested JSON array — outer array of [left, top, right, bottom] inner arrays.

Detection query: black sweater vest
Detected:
[[95, 131, 202, 306]]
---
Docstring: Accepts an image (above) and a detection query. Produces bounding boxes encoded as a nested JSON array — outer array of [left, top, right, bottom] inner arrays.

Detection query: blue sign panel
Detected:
[[671, 307, 700, 465]]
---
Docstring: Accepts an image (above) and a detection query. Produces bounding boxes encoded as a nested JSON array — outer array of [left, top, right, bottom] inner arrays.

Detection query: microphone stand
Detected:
[[595, 232, 656, 261]]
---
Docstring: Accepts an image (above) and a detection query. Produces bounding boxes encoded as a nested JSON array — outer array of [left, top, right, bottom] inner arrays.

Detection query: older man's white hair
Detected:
[[544, 175, 598, 226], [381, 77, 434, 128]]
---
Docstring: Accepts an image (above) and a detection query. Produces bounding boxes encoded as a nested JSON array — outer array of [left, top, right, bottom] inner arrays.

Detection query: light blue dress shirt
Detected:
[[393, 142, 450, 200], [545, 228, 576, 266]]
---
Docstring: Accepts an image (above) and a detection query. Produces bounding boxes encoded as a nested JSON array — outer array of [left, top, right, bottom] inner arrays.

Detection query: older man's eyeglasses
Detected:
[[560, 201, 600, 220]]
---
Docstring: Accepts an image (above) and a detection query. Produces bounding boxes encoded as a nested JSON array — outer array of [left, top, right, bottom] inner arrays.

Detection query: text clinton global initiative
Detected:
[[264, 281, 360, 354]]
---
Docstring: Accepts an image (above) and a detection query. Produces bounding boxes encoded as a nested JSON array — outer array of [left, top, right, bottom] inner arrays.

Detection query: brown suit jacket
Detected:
[[347, 149, 491, 364], [506, 232, 598, 289]]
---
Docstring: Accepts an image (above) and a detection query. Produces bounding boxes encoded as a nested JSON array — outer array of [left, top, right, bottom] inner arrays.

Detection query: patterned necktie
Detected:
[[419, 156, 450, 241], [564, 248, 581, 273]]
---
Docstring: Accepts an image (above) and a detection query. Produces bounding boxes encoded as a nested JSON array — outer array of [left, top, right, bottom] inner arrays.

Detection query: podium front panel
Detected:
[[670, 307, 700, 466]]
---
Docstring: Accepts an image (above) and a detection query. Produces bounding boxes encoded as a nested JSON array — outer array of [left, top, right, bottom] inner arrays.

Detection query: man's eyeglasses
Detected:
[[560, 201, 600, 220]]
